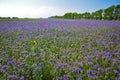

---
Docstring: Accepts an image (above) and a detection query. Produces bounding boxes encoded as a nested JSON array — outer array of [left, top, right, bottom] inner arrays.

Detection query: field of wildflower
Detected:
[[0, 19, 120, 80]]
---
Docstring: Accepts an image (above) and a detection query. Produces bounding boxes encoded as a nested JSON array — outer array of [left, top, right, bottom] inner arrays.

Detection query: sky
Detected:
[[0, 0, 120, 18]]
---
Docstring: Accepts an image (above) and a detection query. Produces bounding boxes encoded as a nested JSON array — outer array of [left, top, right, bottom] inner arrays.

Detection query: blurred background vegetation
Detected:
[[50, 4, 120, 20]]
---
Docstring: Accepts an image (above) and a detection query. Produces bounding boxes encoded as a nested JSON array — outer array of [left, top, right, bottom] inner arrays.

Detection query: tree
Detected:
[[50, 4, 120, 20], [115, 5, 120, 20], [63, 12, 73, 19], [12, 17, 19, 19], [77, 13, 82, 19], [72, 12, 78, 19], [91, 12, 95, 19], [96, 9, 103, 20], [92, 9, 103, 20], [0, 17, 11, 19], [103, 5, 115, 20], [50, 15, 63, 19], [81, 12, 91, 19]]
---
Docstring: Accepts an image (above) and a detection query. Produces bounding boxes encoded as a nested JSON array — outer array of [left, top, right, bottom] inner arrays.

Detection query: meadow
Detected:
[[0, 19, 120, 80]]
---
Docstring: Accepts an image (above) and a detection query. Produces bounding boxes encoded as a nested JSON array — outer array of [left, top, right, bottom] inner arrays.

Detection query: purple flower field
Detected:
[[0, 19, 120, 80]]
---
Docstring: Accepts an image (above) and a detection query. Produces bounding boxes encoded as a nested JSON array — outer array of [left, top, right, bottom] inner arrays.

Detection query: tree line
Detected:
[[0, 17, 19, 19], [50, 4, 120, 20]]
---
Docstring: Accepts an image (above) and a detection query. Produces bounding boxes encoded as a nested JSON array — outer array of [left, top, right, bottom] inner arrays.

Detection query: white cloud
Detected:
[[0, 5, 69, 18]]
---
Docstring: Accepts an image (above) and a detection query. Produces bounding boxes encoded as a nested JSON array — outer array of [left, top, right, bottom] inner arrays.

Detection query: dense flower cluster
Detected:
[[0, 19, 120, 80]]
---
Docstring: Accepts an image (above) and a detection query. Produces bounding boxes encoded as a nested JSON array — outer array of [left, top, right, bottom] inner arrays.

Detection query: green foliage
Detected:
[[81, 12, 91, 19], [92, 9, 103, 20], [115, 5, 120, 20], [104, 5, 115, 20], [50, 4, 120, 20]]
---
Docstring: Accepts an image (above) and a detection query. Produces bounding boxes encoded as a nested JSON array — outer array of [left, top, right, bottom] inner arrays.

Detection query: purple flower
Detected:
[[82, 74, 87, 77], [8, 61, 13, 66], [88, 62, 93, 66], [105, 67, 113, 71], [0, 65, 7, 72], [32, 64, 37, 67], [14, 67, 18, 71], [1, 65, 7, 69], [7, 75, 17, 79], [77, 77, 82, 80], [86, 56, 91, 60], [63, 74, 69, 80], [114, 70, 119, 74], [21, 63, 26, 67], [72, 67, 82, 74], [97, 67, 104, 74], [20, 76, 24, 80], [96, 39, 101, 43], [87, 69, 96, 75], [12, 58, 17, 64], [64, 63, 71, 69], [56, 62, 62, 68], [94, 64, 99, 68], [114, 68, 120, 74], [112, 59, 120, 65], [103, 55, 111, 61], [38, 65, 42, 71], [116, 77, 120, 80], [87, 69, 93, 74], [88, 75, 97, 79], [20, 50, 28, 54], [74, 62, 83, 67], [76, 68, 82, 74], [110, 41, 117, 45]]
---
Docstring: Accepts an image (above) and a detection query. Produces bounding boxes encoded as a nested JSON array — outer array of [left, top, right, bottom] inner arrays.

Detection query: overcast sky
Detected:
[[0, 0, 120, 18]]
